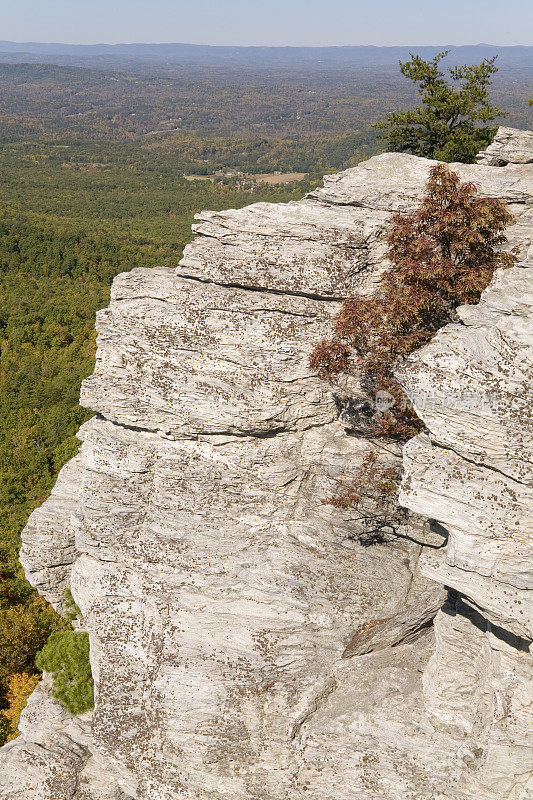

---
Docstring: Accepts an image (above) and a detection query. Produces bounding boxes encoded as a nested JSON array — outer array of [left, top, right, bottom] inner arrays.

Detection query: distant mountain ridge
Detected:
[[0, 41, 532, 69]]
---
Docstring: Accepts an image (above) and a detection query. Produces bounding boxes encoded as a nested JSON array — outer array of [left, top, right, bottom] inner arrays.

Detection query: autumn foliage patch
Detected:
[[311, 163, 517, 533], [1, 672, 39, 742], [310, 163, 517, 440]]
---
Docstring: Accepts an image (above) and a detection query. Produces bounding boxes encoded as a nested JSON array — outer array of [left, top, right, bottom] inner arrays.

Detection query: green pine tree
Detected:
[[374, 51, 506, 163], [35, 630, 94, 715]]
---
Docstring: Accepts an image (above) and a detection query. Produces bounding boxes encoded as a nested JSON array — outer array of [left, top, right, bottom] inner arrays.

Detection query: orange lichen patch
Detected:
[[342, 617, 390, 658]]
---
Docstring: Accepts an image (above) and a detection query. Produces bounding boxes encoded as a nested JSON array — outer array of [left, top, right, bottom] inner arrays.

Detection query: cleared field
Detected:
[[251, 172, 308, 184], [183, 174, 215, 181]]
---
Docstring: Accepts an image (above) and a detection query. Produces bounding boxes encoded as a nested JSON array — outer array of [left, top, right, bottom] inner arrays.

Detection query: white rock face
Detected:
[[476, 126, 533, 166], [397, 234, 533, 796], [2, 129, 532, 799], [0, 677, 128, 800]]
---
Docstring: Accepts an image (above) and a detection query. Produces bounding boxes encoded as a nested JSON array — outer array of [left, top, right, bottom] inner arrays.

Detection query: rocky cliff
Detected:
[[0, 127, 531, 800]]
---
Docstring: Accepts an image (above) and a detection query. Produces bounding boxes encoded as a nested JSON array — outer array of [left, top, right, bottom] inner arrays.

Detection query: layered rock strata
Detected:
[[397, 266, 533, 798], [1, 129, 531, 799], [476, 126, 533, 166]]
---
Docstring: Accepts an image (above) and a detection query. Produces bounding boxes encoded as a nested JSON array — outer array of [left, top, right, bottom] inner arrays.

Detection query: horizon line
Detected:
[[1, 40, 532, 49]]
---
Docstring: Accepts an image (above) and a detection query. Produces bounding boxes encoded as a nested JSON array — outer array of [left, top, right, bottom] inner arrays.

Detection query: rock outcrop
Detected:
[[1, 129, 531, 800], [476, 126, 533, 166], [397, 261, 533, 799]]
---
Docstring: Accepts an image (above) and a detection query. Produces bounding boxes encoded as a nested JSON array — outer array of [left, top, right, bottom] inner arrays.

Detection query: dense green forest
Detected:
[[0, 53, 530, 740]]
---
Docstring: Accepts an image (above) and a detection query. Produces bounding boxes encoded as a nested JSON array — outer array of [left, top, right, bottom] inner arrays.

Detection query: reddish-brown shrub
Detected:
[[325, 452, 406, 545], [310, 163, 517, 439]]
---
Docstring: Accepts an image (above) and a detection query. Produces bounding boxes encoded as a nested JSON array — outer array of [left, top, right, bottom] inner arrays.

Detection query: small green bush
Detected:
[[35, 630, 94, 715], [63, 588, 82, 623]]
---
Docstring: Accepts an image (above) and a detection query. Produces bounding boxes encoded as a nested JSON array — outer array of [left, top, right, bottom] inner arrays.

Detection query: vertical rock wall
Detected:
[[1, 128, 531, 799], [398, 263, 533, 799]]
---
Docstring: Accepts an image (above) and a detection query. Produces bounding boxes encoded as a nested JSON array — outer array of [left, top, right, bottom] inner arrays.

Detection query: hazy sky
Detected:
[[2, 0, 533, 47]]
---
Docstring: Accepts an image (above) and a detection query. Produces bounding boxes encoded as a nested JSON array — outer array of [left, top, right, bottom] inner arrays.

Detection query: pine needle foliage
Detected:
[[35, 630, 94, 715], [374, 51, 506, 163]]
